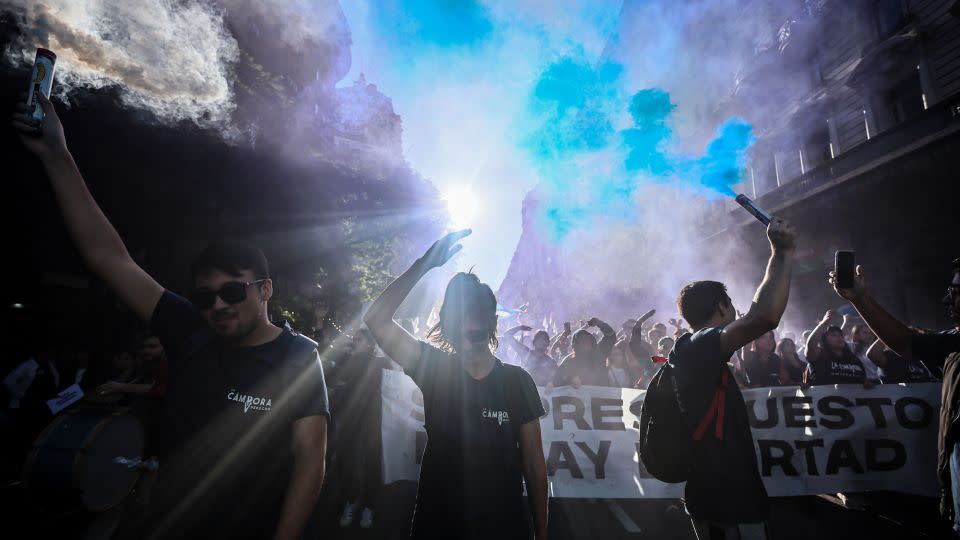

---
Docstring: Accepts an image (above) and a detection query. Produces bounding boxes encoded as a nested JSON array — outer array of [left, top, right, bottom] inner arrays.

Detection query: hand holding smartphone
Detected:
[[834, 251, 855, 289]]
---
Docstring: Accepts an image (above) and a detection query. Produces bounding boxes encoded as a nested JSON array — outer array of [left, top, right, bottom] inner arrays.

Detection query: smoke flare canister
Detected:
[[734, 193, 773, 226], [27, 48, 57, 122]]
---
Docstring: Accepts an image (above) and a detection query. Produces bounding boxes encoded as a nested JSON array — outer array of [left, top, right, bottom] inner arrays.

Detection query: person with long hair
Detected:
[[776, 337, 807, 385], [363, 230, 548, 540]]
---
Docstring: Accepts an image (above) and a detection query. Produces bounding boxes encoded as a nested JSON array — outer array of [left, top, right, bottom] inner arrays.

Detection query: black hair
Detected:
[[534, 330, 550, 344], [820, 325, 845, 347], [676, 280, 731, 329], [190, 241, 269, 281], [572, 329, 596, 354], [427, 272, 499, 354]]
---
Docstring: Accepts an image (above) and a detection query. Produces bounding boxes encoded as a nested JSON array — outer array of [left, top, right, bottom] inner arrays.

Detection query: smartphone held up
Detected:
[[835, 250, 856, 289]]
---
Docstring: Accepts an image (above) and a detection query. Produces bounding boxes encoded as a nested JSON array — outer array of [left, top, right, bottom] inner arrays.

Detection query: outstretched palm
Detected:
[[422, 229, 471, 269]]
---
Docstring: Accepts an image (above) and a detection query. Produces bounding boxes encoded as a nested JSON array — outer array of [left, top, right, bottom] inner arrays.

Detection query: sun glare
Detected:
[[443, 185, 479, 228]]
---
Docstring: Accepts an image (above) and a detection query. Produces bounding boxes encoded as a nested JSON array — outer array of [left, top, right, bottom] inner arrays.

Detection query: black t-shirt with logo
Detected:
[[809, 346, 866, 385], [143, 291, 329, 540], [670, 328, 769, 524], [880, 350, 937, 383], [409, 342, 545, 540]]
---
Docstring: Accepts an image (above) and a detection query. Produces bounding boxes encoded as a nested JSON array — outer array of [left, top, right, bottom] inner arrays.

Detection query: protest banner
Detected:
[[381, 372, 940, 498]]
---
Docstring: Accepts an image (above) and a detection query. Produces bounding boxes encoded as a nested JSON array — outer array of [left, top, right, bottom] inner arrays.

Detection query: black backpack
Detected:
[[637, 359, 729, 483]]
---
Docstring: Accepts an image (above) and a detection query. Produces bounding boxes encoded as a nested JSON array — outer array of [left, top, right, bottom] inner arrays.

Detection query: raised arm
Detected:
[[13, 94, 163, 321], [805, 310, 835, 365], [548, 329, 565, 349], [840, 313, 855, 334], [363, 230, 470, 371], [629, 311, 656, 359], [590, 317, 617, 359], [866, 339, 888, 368], [829, 265, 915, 360], [504, 325, 533, 359], [720, 218, 797, 355]]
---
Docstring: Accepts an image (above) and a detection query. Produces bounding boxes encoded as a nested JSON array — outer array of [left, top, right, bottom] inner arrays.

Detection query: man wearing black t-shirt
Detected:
[[829, 256, 960, 531], [553, 319, 616, 388], [14, 94, 329, 540], [670, 217, 797, 539], [364, 230, 548, 540]]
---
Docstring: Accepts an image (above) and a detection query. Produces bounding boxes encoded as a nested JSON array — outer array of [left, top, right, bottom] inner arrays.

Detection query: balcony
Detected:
[[719, 93, 960, 229]]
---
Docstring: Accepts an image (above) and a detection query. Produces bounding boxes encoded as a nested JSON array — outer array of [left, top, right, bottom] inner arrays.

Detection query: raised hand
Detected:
[[766, 217, 797, 253], [420, 229, 471, 269], [519, 325, 533, 332], [11, 92, 67, 162], [829, 265, 868, 301], [820, 310, 836, 325], [638, 309, 656, 323]]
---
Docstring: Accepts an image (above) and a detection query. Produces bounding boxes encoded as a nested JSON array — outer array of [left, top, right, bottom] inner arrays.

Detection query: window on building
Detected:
[[753, 155, 778, 196], [879, 72, 925, 131], [775, 148, 803, 184], [802, 123, 832, 172]]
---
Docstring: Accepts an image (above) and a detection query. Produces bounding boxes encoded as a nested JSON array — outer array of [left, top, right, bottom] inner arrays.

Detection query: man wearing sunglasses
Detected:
[[14, 93, 328, 540], [829, 257, 960, 533]]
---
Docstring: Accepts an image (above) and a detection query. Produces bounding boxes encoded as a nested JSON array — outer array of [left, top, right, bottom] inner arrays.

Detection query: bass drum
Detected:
[[23, 406, 145, 512]]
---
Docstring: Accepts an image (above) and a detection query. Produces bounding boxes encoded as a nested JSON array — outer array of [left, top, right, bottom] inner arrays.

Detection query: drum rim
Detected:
[[22, 407, 143, 512]]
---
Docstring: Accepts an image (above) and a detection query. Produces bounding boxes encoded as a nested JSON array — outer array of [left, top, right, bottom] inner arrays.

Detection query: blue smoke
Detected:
[[526, 57, 624, 158], [374, 0, 493, 48], [524, 57, 755, 241]]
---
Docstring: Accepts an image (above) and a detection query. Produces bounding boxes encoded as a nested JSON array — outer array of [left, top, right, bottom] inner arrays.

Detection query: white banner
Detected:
[[380, 369, 426, 484], [381, 375, 941, 498]]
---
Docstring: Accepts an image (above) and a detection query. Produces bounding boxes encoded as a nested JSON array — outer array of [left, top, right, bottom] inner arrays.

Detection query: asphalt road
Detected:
[[312, 484, 947, 540]]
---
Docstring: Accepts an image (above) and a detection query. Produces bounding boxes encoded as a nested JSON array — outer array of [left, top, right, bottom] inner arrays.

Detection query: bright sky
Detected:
[[338, 1, 624, 288]]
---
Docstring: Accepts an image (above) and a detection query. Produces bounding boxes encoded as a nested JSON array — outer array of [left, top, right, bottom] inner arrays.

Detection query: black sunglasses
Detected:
[[190, 280, 266, 309], [464, 329, 489, 344]]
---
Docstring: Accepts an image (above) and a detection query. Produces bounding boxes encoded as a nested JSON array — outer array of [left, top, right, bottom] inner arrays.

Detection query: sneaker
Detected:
[[360, 508, 374, 529], [339, 502, 358, 527]]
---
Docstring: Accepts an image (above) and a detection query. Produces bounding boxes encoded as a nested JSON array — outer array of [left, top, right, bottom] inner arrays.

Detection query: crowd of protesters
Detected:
[[493, 306, 941, 394], [7, 91, 960, 540]]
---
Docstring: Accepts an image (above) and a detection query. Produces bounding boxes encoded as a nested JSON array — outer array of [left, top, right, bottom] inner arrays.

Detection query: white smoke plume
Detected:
[[1, 0, 239, 127]]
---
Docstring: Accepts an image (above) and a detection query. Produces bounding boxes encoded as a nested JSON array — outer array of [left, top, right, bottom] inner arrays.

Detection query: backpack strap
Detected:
[[692, 369, 730, 441]]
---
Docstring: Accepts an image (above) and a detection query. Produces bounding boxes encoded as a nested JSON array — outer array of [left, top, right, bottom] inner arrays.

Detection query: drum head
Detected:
[[80, 413, 144, 511]]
